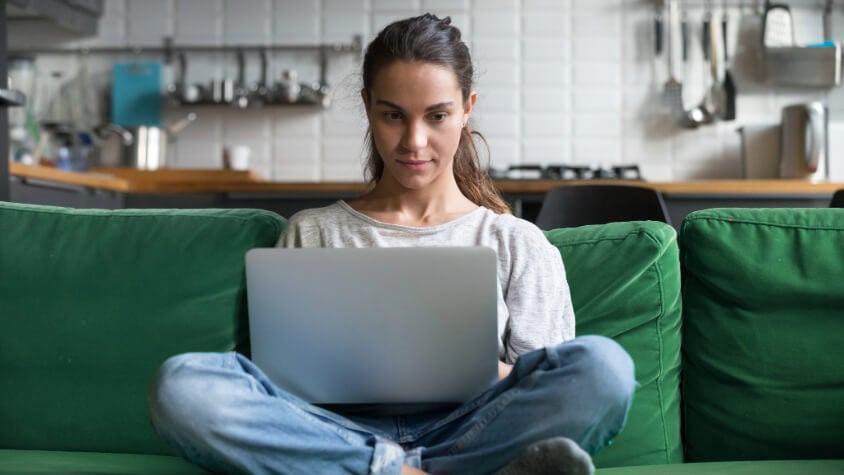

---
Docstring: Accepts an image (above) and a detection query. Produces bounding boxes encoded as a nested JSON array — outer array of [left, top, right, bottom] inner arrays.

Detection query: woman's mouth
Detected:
[[398, 160, 431, 170]]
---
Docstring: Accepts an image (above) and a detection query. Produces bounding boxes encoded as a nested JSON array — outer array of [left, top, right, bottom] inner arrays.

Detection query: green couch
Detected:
[[1, 201, 842, 474]]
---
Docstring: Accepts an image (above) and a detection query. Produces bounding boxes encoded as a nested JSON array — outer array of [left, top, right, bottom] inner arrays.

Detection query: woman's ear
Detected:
[[464, 91, 478, 120]]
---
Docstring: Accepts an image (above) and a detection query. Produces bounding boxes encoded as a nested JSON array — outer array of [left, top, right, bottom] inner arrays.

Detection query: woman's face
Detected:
[[364, 60, 476, 192]]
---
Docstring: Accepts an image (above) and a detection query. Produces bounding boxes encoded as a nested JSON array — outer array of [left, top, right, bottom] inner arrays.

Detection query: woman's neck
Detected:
[[349, 179, 478, 227]]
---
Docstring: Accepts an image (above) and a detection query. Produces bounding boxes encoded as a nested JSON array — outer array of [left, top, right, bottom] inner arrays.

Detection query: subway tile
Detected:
[[471, 0, 518, 11], [272, 108, 322, 138], [484, 137, 520, 165], [373, 12, 420, 33], [523, 88, 570, 113], [622, 85, 668, 119], [323, 138, 367, 164], [127, 0, 171, 46], [422, 0, 470, 11], [622, 57, 661, 87], [222, 109, 272, 143], [522, 0, 569, 12], [472, 114, 519, 137], [573, 36, 622, 62], [623, 138, 671, 166], [272, 162, 322, 182], [522, 139, 571, 164], [523, 113, 570, 138], [471, 37, 519, 61], [572, 12, 621, 35], [475, 60, 519, 87], [173, 111, 223, 142], [272, 139, 320, 163], [572, 114, 622, 137], [323, 0, 368, 13], [572, 87, 621, 112], [572, 61, 622, 86], [171, 140, 223, 168], [275, 0, 319, 16], [523, 61, 570, 86], [474, 88, 520, 114], [572, 139, 621, 164], [473, 12, 519, 36], [224, 0, 271, 44], [322, 109, 369, 138], [175, 0, 223, 45], [373, 0, 419, 11], [523, 12, 568, 36], [571, 0, 622, 11], [323, 13, 369, 43], [523, 38, 570, 61], [273, 13, 321, 44], [671, 132, 723, 163], [672, 157, 741, 180], [323, 163, 367, 181]]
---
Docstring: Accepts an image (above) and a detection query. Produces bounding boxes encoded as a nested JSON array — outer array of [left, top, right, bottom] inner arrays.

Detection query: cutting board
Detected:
[[111, 62, 162, 127]]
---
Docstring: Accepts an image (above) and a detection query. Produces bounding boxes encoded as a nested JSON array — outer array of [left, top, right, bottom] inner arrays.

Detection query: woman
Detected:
[[149, 14, 635, 475]]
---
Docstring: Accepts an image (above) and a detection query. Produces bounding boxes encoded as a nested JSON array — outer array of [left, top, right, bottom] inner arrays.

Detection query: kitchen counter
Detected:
[[9, 163, 843, 227], [9, 162, 844, 195]]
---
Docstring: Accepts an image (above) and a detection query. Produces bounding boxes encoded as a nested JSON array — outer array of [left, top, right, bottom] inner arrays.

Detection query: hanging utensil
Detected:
[[663, 0, 698, 129], [721, 0, 737, 120], [690, 4, 716, 125], [654, 1, 664, 58]]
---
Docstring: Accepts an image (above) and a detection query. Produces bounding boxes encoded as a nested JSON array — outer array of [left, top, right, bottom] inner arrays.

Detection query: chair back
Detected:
[[535, 184, 671, 230], [830, 189, 844, 207]]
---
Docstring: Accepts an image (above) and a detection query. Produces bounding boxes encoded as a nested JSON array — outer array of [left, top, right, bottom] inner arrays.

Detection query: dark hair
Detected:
[[361, 13, 511, 214]]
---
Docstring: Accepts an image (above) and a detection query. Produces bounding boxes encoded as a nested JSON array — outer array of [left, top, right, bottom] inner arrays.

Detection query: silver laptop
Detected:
[[245, 247, 499, 405]]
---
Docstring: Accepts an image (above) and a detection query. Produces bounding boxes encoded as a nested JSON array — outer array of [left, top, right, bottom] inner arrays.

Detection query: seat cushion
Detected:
[[595, 459, 844, 475], [0, 449, 208, 474], [0, 202, 284, 454], [680, 208, 844, 462], [545, 221, 683, 467]]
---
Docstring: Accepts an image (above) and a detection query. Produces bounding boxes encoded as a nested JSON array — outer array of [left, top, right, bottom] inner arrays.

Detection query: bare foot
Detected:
[[400, 464, 429, 474]]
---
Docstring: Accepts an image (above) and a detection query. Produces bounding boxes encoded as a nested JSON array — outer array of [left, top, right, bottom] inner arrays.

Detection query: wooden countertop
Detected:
[[9, 162, 844, 195]]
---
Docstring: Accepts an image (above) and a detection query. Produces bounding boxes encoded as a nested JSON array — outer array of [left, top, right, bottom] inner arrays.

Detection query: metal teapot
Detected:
[[95, 113, 196, 170]]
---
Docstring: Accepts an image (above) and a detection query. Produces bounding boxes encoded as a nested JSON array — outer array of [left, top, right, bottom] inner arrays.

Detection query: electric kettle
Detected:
[[779, 102, 828, 182]]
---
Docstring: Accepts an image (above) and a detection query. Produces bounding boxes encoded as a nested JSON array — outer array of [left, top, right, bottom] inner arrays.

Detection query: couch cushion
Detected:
[[545, 221, 683, 467], [0, 202, 284, 455], [680, 208, 844, 462], [0, 449, 209, 474], [595, 459, 844, 475]]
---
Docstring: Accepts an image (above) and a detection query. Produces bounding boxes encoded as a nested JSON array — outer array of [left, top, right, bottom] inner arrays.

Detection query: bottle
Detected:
[[280, 69, 301, 103]]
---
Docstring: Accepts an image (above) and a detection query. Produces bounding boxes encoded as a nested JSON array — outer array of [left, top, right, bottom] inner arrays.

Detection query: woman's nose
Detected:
[[402, 120, 428, 151]]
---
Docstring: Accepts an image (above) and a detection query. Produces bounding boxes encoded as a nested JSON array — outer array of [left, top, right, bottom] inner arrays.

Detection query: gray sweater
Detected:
[[277, 201, 575, 363]]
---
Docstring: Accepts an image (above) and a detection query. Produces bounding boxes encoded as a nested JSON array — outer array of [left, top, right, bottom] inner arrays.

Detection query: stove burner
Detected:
[[492, 164, 643, 180]]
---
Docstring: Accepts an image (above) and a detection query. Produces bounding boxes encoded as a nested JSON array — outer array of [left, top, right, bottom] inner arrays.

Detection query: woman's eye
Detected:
[[429, 113, 447, 122], [385, 112, 402, 121]]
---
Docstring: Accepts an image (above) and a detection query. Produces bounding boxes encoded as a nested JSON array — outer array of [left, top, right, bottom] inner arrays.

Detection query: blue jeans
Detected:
[[148, 335, 635, 475]]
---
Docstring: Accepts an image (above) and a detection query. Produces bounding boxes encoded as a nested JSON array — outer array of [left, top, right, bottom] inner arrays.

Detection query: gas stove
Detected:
[[490, 164, 643, 181]]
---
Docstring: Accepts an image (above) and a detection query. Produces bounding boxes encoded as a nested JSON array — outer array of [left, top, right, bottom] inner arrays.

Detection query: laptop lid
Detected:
[[245, 247, 499, 405]]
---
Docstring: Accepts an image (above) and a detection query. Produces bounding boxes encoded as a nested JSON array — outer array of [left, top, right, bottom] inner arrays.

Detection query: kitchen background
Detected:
[[7, 0, 844, 182]]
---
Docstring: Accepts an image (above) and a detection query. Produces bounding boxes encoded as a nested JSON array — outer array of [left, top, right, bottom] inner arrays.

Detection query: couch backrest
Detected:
[[545, 221, 683, 468], [0, 202, 284, 455], [680, 208, 844, 462]]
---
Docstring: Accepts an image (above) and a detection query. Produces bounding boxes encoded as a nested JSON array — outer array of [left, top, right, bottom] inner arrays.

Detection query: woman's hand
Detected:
[[498, 361, 513, 380]]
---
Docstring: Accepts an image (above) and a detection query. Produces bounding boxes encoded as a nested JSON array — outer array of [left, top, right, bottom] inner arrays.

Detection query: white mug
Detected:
[[224, 145, 251, 171]]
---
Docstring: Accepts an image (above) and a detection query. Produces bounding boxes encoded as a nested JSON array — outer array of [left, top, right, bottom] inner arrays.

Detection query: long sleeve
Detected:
[[501, 226, 575, 363]]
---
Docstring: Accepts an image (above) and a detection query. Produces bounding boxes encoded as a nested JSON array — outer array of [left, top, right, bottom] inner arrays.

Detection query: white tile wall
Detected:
[[12, 0, 844, 181]]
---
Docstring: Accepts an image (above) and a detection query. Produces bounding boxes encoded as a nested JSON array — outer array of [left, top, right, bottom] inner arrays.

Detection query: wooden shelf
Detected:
[[9, 163, 844, 195]]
